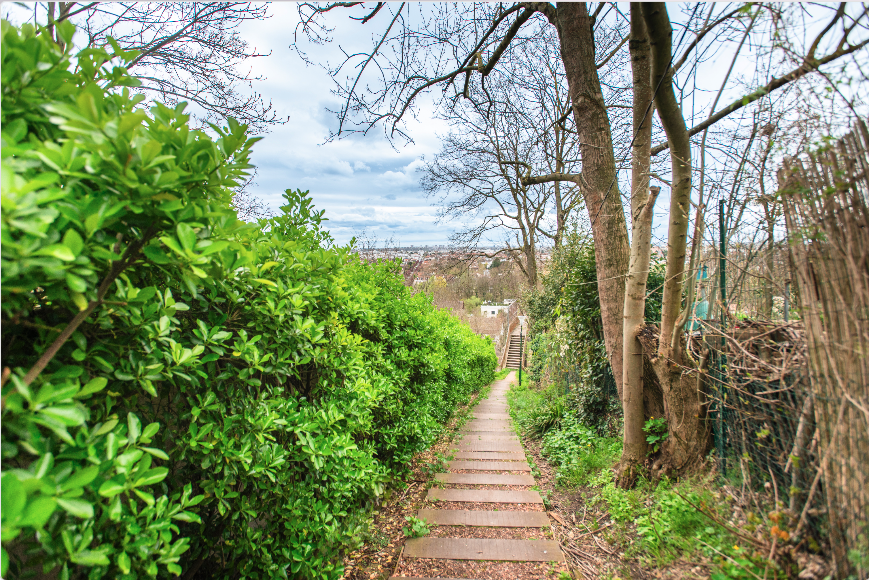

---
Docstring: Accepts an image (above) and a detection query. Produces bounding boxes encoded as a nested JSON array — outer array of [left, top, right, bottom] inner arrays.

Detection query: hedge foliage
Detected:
[[1, 21, 496, 580], [524, 228, 664, 433]]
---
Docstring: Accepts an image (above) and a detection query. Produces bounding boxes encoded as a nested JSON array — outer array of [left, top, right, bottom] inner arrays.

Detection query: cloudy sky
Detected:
[[236, 4, 453, 246], [5, 3, 863, 249]]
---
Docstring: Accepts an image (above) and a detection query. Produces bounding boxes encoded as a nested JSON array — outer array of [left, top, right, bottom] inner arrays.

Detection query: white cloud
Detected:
[[232, 4, 451, 245]]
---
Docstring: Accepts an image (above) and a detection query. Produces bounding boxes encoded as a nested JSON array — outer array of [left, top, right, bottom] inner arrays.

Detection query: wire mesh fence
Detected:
[[706, 121, 869, 578], [778, 120, 869, 578]]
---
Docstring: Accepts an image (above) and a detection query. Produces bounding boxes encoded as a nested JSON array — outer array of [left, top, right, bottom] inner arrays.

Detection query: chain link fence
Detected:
[[706, 121, 869, 579]]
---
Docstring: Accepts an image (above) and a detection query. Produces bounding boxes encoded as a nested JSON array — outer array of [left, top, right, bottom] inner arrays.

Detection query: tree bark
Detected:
[[642, 2, 708, 476], [554, 2, 630, 397], [617, 4, 655, 488], [759, 135, 777, 319]]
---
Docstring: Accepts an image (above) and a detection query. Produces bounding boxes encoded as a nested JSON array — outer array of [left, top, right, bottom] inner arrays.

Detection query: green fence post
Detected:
[[718, 200, 728, 478]]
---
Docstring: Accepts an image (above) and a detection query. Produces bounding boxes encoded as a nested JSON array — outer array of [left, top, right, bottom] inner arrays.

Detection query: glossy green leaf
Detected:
[[57, 498, 94, 519], [98, 476, 126, 498], [60, 465, 99, 491], [70, 550, 110, 567]]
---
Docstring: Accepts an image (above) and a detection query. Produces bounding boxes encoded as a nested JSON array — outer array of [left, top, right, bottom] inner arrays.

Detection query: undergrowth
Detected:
[[507, 379, 789, 579]]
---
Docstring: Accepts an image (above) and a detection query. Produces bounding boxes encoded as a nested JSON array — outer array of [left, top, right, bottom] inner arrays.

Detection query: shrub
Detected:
[[1, 21, 495, 580], [541, 414, 620, 487], [524, 227, 664, 433]]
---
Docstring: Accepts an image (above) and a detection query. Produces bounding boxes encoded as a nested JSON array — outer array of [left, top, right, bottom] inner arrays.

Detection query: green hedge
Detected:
[[524, 228, 664, 433], [1, 21, 496, 580]]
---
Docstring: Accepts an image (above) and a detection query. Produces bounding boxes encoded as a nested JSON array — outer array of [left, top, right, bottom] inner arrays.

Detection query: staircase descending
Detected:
[[504, 334, 524, 369], [390, 371, 565, 579]]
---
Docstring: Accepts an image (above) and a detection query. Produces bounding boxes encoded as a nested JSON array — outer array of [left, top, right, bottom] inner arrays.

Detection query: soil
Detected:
[[427, 526, 550, 540], [394, 557, 570, 580], [425, 501, 544, 512]]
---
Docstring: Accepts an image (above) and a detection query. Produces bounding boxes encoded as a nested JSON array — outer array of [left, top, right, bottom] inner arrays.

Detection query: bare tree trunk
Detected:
[[762, 215, 775, 318], [617, 4, 656, 488], [642, 2, 708, 476], [555, 2, 630, 397], [759, 135, 777, 319], [524, 243, 539, 288], [553, 125, 565, 249]]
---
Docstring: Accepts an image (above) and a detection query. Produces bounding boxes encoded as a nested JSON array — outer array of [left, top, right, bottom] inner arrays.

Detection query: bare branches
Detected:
[[69, 3, 279, 132], [671, 5, 745, 73], [596, 33, 630, 70], [481, 9, 535, 77], [294, 3, 562, 141], [806, 2, 846, 61], [338, 3, 406, 134], [652, 38, 869, 156]]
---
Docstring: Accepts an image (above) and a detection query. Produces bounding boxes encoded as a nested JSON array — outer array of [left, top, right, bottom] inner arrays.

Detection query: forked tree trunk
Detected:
[[642, 3, 709, 476], [555, 2, 630, 398], [617, 4, 656, 488]]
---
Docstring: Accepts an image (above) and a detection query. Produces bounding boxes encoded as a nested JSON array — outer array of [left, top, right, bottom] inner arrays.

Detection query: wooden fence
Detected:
[[779, 120, 869, 577]]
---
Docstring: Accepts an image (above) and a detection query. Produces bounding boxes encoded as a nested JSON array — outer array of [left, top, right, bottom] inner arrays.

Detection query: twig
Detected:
[[697, 539, 763, 580], [574, 522, 613, 539], [590, 531, 618, 556], [673, 490, 765, 548], [391, 545, 404, 578], [397, 482, 417, 503], [765, 536, 778, 580], [795, 398, 848, 538]]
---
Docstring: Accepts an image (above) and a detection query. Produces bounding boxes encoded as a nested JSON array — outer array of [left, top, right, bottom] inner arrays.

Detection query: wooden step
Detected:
[[447, 460, 530, 471], [457, 432, 518, 439], [464, 419, 512, 427], [452, 451, 525, 460], [427, 488, 542, 503], [461, 424, 513, 432], [418, 509, 549, 527], [403, 538, 564, 562], [434, 472, 535, 485], [451, 441, 523, 452]]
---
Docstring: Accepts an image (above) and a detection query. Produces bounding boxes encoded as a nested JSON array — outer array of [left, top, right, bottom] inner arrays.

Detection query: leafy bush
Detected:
[[506, 380, 562, 438], [635, 478, 736, 566], [1, 21, 495, 580], [644, 417, 669, 454], [524, 227, 664, 433], [507, 381, 619, 486], [401, 516, 430, 538], [590, 469, 644, 523], [542, 414, 620, 487]]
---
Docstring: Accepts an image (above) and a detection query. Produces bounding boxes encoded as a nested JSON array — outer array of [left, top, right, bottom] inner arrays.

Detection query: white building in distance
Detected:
[[481, 304, 510, 318]]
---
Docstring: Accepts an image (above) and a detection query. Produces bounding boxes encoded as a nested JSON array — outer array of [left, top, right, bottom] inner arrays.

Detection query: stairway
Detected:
[[504, 334, 524, 369], [390, 371, 565, 579]]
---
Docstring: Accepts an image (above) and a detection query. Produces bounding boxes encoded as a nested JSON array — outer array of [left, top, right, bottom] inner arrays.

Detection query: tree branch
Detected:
[[651, 39, 869, 156], [22, 226, 157, 386], [352, 2, 385, 23], [522, 172, 583, 186], [482, 9, 536, 76], [597, 34, 630, 69]]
